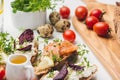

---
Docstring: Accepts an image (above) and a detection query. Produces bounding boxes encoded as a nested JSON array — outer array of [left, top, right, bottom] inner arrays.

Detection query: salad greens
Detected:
[[11, 0, 64, 13], [0, 32, 15, 55]]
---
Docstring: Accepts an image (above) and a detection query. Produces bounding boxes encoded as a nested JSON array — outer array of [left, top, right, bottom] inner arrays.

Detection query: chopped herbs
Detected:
[[84, 57, 90, 67], [48, 70, 55, 78], [77, 44, 89, 56], [77, 70, 83, 74], [53, 38, 62, 42], [52, 55, 62, 62], [44, 38, 49, 44], [38, 50, 42, 55], [36, 35, 41, 41], [78, 57, 90, 68], [0, 32, 15, 55]]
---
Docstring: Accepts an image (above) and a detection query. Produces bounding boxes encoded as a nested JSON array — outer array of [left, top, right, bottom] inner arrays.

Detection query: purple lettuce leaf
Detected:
[[19, 29, 34, 44], [53, 64, 68, 80], [68, 63, 84, 71], [17, 45, 32, 51]]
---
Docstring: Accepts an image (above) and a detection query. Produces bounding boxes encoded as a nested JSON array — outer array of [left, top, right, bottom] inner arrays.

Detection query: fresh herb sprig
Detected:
[[53, 38, 62, 42], [52, 55, 62, 62], [0, 32, 15, 55], [77, 44, 91, 68], [77, 44, 89, 57], [48, 70, 55, 78]]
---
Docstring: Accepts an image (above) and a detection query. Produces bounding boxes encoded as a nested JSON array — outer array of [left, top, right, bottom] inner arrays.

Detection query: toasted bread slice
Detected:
[[34, 41, 78, 76], [34, 52, 77, 77], [40, 65, 97, 80], [79, 67, 97, 80]]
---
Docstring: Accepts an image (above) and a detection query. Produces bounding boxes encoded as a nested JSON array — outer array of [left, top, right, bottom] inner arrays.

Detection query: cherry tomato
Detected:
[[90, 9, 102, 20], [60, 6, 70, 19], [63, 30, 76, 43], [75, 6, 88, 20], [93, 22, 109, 36], [85, 16, 99, 29], [0, 67, 5, 80]]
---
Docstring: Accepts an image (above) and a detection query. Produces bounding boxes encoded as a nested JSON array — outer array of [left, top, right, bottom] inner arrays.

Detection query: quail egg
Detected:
[[55, 19, 71, 32], [37, 24, 54, 38]]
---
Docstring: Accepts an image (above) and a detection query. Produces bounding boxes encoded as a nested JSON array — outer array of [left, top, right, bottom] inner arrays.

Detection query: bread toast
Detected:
[[40, 64, 97, 80], [34, 40, 78, 76]]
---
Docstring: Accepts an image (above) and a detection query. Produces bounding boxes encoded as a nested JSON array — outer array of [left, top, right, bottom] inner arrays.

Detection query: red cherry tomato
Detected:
[[85, 16, 99, 29], [90, 9, 102, 20], [75, 6, 88, 20], [93, 22, 109, 36], [63, 30, 76, 43], [0, 67, 5, 80], [60, 6, 70, 19]]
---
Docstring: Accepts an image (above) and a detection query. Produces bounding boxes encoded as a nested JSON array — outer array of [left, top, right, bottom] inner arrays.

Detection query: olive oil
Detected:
[[10, 55, 27, 64], [0, 0, 3, 14], [0, 9, 3, 14]]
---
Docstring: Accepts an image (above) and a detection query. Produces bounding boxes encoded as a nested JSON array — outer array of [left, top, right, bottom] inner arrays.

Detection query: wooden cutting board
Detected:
[[72, 0, 120, 80], [72, 16, 120, 80]]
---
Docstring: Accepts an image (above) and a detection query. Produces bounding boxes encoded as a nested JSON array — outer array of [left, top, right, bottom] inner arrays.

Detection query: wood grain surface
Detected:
[[72, 16, 120, 80]]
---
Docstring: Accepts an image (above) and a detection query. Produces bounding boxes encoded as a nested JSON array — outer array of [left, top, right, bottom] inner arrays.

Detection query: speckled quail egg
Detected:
[[49, 11, 60, 25], [55, 19, 71, 32], [37, 24, 54, 38]]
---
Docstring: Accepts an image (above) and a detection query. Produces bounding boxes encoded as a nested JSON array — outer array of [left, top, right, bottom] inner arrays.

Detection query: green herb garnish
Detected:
[[0, 32, 15, 55], [77, 44, 89, 57], [44, 38, 49, 44], [52, 55, 62, 62], [38, 50, 42, 55], [76, 44, 91, 68], [77, 70, 83, 74], [53, 38, 62, 42], [84, 57, 90, 67], [36, 36, 41, 41], [47, 70, 54, 78]]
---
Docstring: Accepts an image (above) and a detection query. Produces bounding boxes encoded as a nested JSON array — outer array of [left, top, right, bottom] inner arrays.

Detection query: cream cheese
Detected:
[[41, 71, 59, 80], [67, 65, 97, 80]]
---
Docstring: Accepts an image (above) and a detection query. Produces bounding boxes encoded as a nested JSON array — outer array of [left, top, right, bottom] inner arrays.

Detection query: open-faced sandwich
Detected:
[[34, 40, 78, 75], [33, 39, 97, 80]]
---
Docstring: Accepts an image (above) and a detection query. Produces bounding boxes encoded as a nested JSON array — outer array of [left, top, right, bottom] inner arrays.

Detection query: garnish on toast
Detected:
[[33, 39, 97, 80], [34, 40, 78, 75]]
